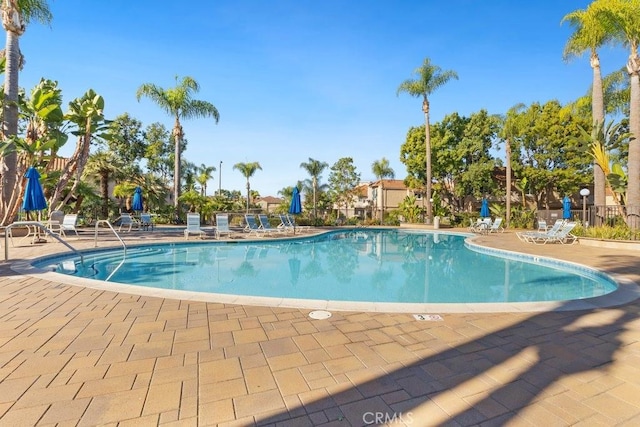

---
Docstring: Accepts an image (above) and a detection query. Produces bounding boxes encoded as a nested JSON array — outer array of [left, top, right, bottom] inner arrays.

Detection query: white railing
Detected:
[[93, 220, 127, 253], [93, 220, 127, 282], [3, 221, 84, 262]]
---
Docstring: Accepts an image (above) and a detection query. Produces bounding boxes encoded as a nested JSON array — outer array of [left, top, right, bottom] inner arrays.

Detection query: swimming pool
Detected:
[[36, 229, 617, 308]]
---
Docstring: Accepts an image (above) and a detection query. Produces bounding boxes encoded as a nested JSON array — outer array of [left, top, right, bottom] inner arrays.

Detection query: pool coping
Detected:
[[9, 229, 640, 313]]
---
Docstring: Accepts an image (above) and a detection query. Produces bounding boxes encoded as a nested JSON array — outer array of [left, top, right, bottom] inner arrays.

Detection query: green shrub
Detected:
[[510, 206, 536, 229], [346, 216, 361, 226], [398, 196, 422, 223], [385, 210, 401, 226], [364, 218, 381, 226], [572, 223, 640, 240]]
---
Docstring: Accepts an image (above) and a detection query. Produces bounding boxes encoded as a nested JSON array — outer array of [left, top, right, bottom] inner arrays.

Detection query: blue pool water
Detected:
[[37, 229, 617, 304]]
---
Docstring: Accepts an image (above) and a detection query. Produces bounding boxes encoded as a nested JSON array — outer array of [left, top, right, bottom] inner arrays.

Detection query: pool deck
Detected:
[[1, 227, 639, 426]]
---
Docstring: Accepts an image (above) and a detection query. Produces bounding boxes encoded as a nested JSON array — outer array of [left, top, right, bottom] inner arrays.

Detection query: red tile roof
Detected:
[[370, 179, 407, 190]]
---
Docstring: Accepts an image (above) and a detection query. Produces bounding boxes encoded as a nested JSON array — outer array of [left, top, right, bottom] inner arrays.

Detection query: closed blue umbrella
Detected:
[[132, 186, 144, 212], [289, 186, 302, 215], [22, 167, 47, 218], [480, 198, 490, 218], [289, 186, 302, 234], [562, 196, 572, 219]]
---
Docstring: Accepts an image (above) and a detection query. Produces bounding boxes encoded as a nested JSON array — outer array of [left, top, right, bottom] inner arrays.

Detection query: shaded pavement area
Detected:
[[0, 228, 639, 426]]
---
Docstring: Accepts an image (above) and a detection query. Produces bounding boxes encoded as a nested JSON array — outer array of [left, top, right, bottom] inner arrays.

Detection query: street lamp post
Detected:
[[218, 161, 222, 196], [580, 188, 590, 226]]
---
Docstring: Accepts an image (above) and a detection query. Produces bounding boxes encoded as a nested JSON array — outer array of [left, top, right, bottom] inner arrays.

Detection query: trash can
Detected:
[[434, 216, 440, 229]]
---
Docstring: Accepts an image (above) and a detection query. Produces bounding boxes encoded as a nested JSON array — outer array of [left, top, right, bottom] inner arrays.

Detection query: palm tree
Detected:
[[181, 160, 198, 192], [139, 172, 169, 213], [136, 76, 219, 215], [371, 157, 395, 223], [397, 58, 458, 224], [603, 0, 640, 228], [83, 151, 125, 219], [562, 1, 613, 213], [300, 158, 328, 223], [112, 181, 138, 212], [499, 104, 525, 228], [233, 161, 262, 213], [196, 163, 216, 196], [0, 0, 52, 218]]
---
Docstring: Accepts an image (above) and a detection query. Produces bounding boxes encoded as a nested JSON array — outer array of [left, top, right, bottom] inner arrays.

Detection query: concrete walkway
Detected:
[[0, 228, 639, 426]]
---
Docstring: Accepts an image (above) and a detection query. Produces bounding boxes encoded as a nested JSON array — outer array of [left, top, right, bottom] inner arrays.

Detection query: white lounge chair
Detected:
[[537, 219, 548, 232], [488, 217, 504, 233], [278, 214, 294, 233], [286, 214, 309, 232], [517, 220, 565, 243], [244, 214, 265, 237], [47, 210, 65, 236], [258, 214, 281, 234], [470, 218, 492, 234], [532, 221, 578, 245], [215, 213, 234, 239], [140, 213, 154, 231], [184, 213, 206, 240], [60, 214, 79, 236], [117, 213, 140, 232]]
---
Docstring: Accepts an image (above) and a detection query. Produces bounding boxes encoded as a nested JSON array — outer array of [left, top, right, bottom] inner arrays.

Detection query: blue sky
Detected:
[[17, 0, 628, 197]]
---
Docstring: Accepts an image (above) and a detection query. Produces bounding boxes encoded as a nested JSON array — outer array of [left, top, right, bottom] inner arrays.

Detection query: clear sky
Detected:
[[17, 0, 628, 198]]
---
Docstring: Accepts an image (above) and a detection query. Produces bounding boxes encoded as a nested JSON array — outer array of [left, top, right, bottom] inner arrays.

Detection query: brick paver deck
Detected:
[[1, 228, 639, 426]]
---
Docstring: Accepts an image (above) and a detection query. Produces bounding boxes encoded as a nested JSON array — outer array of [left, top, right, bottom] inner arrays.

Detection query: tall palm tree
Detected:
[[196, 163, 216, 196], [1, 0, 52, 218], [300, 158, 328, 223], [233, 161, 262, 213], [603, 0, 640, 228], [562, 1, 613, 213], [499, 104, 525, 229], [397, 58, 458, 224], [136, 76, 219, 214], [371, 157, 395, 223]]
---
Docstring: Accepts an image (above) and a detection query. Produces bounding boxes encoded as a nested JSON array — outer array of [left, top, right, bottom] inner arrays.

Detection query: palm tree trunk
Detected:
[[174, 138, 181, 209], [422, 98, 433, 224], [591, 53, 606, 223], [626, 52, 640, 229], [50, 133, 88, 210], [1, 30, 20, 224], [100, 172, 109, 218], [313, 177, 317, 224], [173, 118, 183, 214], [55, 117, 93, 210], [380, 182, 385, 223], [506, 138, 512, 228], [246, 180, 250, 213]]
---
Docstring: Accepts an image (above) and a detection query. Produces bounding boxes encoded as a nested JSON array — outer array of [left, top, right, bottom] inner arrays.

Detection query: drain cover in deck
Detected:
[[309, 310, 332, 320], [413, 314, 443, 321]]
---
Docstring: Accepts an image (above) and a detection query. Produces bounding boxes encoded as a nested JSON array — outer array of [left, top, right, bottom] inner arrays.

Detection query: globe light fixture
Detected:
[[580, 188, 590, 226]]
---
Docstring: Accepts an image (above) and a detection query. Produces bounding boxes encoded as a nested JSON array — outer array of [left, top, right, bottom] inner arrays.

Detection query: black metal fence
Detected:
[[538, 205, 640, 228]]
